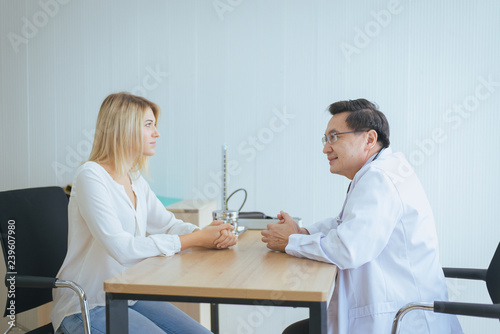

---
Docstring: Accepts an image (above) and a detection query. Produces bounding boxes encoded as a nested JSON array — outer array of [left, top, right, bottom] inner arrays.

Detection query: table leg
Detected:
[[106, 293, 129, 334], [309, 301, 327, 334], [211, 303, 219, 334]]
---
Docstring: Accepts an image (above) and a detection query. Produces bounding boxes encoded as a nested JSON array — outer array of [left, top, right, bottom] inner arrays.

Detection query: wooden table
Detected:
[[104, 230, 337, 333]]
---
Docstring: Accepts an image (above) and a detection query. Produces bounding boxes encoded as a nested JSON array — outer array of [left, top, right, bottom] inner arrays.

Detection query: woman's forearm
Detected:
[[179, 229, 202, 250]]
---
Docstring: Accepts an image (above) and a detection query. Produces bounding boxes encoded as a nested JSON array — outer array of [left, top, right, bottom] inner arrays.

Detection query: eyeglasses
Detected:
[[322, 131, 365, 146]]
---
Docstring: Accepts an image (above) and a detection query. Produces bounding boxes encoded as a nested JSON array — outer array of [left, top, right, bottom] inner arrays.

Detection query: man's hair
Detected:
[[328, 98, 390, 148], [88, 92, 161, 177]]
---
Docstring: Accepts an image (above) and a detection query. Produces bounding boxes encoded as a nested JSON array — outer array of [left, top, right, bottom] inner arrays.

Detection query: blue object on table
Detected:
[[157, 196, 182, 207]]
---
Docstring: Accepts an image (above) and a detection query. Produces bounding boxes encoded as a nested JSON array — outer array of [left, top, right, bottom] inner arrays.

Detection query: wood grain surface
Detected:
[[105, 230, 337, 302]]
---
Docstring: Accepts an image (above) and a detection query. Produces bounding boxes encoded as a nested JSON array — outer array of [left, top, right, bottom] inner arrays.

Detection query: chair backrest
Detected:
[[486, 241, 500, 304], [0, 187, 69, 315]]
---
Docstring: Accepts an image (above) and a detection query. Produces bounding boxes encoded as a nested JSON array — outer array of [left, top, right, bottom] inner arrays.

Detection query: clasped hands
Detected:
[[198, 220, 238, 249], [261, 211, 308, 252], [186, 210, 306, 251]]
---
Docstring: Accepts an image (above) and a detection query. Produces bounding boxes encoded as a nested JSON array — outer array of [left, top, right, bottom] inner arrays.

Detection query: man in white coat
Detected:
[[261, 99, 463, 334]]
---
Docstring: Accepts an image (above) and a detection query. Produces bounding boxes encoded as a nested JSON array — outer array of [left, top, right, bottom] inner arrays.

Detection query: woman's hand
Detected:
[[180, 221, 236, 250], [210, 221, 238, 249]]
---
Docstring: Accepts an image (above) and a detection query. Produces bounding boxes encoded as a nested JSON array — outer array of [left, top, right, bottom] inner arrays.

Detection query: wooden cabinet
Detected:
[[166, 199, 217, 330]]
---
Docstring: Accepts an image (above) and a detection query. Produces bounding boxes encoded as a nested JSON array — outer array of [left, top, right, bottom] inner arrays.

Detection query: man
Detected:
[[261, 99, 462, 334]]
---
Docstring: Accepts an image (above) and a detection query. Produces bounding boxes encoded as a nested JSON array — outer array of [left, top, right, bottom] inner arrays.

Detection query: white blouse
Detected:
[[50, 161, 198, 331]]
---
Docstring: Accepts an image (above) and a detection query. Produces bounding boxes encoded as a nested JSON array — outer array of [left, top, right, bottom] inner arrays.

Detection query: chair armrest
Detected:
[[5, 275, 57, 288], [443, 268, 487, 281], [434, 301, 500, 319], [3, 275, 90, 334], [55, 280, 92, 334]]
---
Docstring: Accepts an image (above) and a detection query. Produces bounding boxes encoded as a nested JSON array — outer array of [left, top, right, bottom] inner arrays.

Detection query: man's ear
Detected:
[[366, 129, 378, 150]]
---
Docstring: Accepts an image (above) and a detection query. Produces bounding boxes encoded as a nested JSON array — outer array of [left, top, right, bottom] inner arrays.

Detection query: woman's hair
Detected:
[[88, 92, 160, 177]]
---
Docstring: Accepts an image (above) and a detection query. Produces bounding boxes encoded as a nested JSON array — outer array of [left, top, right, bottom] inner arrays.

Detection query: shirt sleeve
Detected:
[[286, 167, 403, 269], [304, 217, 338, 235], [142, 178, 199, 236], [76, 167, 188, 266]]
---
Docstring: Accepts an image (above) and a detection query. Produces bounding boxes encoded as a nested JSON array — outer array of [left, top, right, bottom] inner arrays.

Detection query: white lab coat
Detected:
[[286, 148, 463, 334]]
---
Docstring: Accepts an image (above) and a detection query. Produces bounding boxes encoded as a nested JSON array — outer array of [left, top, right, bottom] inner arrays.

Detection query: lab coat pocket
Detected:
[[348, 301, 399, 333], [348, 301, 398, 319]]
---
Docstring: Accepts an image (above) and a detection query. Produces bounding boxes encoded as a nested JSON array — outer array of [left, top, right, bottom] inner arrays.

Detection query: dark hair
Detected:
[[328, 98, 390, 148]]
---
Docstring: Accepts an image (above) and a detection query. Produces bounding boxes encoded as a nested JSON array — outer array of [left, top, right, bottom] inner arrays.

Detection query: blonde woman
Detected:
[[51, 92, 236, 333]]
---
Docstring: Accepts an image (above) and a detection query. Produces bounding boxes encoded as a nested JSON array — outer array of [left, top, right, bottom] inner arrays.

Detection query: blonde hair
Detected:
[[88, 92, 160, 177]]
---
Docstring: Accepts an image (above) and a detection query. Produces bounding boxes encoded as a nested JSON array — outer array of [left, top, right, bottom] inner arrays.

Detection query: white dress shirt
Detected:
[[50, 161, 198, 331], [286, 148, 463, 334]]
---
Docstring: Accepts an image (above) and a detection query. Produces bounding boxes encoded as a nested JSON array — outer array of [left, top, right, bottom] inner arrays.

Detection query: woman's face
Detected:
[[142, 108, 160, 156]]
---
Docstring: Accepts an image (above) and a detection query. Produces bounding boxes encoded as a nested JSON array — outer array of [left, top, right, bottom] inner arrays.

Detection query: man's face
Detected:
[[322, 112, 370, 180]]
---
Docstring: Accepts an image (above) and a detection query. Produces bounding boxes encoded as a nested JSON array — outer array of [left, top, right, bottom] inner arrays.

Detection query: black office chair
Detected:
[[391, 242, 500, 333], [0, 187, 91, 334]]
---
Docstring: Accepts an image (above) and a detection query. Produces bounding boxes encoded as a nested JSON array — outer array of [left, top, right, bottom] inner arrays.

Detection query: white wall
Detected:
[[1, 0, 499, 333]]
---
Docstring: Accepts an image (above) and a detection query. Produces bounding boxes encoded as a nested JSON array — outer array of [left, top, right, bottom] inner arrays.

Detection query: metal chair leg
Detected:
[[3, 322, 15, 334], [3, 320, 31, 334], [56, 280, 91, 334], [391, 302, 433, 334]]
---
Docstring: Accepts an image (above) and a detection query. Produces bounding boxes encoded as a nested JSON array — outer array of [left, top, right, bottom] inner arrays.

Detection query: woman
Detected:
[[51, 92, 236, 333]]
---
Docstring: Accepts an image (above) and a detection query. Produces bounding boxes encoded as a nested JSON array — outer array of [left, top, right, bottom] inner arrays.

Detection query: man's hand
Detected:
[[261, 211, 302, 252]]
